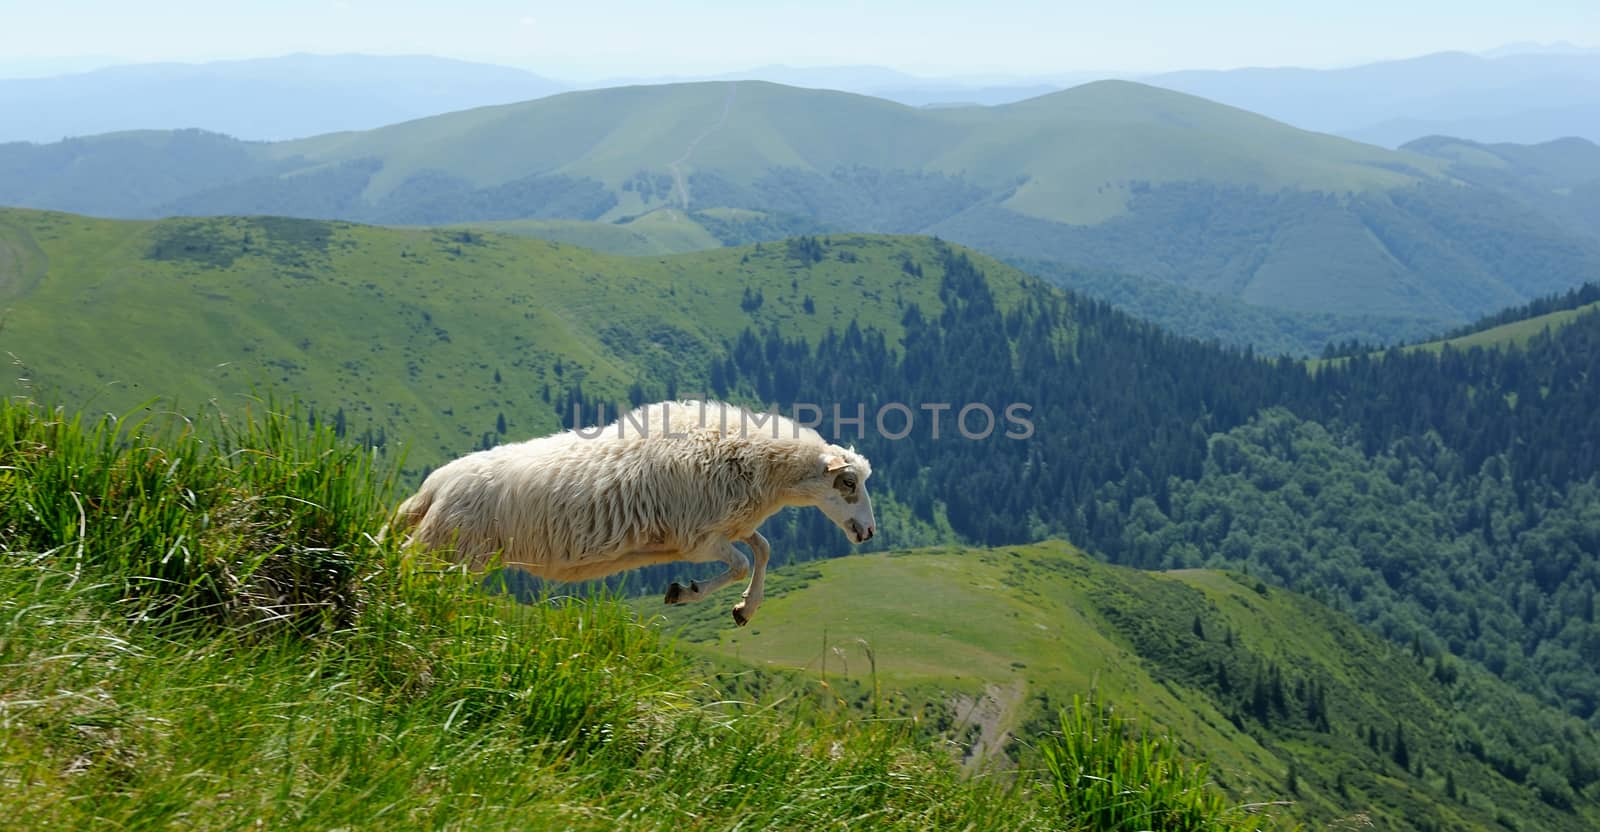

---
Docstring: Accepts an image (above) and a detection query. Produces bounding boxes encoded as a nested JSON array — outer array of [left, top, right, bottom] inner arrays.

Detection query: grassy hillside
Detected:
[[653, 543, 1600, 830], [1310, 282, 1600, 368], [1, 396, 1292, 831], [0, 207, 1038, 476], [1, 80, 1430, 226], [7, 81, 1600, 337], [451, 209, 725, 255], [1408, 301, 1600, 353], [266, 79, 1429, 226], [1404, 135, 1600, 240]]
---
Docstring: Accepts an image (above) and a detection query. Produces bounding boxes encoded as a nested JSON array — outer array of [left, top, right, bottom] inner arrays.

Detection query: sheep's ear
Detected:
[[825, 456, 850, 473]]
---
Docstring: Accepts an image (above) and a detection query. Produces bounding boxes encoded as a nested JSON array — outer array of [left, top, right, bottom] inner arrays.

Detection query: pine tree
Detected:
[[1393, 723, 1411, 770]]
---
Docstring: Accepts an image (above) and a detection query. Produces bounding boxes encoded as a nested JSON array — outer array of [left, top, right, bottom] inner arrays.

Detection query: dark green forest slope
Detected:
[[696, 244, 1600, 743]]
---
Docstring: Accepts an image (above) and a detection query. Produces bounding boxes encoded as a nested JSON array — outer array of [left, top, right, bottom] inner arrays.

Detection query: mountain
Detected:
[[1481, 42, 1600, 58], [9, 206, 1600, 817], [0, 208, 1040, 478], [0, 54, 568, 142], [591, 64, 1071, 107], [1012, 257, 1448, 357], [1403, 135, 1600, 241], [0, 54, 127, 77], [1144, 51, 1600, 147], [655, 542, 1600, 830], [6, 80, 1599, 338]]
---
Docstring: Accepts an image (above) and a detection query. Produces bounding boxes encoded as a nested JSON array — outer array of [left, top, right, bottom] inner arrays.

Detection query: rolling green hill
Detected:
[[448, 209, 725, 255], [651, 542, 1600, 830], [6, 81, 1600, 337], [1403, 135, 1600, 241], [260, 79, 1427, 226], [0, 207, 1039, 476]]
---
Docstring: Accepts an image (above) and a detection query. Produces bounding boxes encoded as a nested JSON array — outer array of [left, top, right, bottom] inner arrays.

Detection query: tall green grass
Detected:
[[0, 397, 394, 628], [0, 396, 1278, 830], [1039, 695, 1279, 831]]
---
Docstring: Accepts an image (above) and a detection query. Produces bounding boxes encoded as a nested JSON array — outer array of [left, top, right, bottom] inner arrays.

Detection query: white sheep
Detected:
[[396, 400, 877, 625]]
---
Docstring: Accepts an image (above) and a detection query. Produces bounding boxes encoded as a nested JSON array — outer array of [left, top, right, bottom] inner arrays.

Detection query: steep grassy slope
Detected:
[[5, 397, 1273, 831], [0, 208, 1039, 475], [7, 81, 1599, 333], [652, 543, 1600, 831]]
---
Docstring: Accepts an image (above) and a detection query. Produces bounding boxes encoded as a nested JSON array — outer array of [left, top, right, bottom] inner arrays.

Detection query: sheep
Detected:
[[395, 400, 877, 625]]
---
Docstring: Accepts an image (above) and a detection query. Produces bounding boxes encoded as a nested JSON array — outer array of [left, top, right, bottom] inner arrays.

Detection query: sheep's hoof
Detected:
[[732, 606, 750, 627], [664, 582, 687, 604]]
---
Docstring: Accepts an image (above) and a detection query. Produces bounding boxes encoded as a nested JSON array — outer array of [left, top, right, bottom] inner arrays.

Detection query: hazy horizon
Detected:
[[2, 0, 1597, 81]]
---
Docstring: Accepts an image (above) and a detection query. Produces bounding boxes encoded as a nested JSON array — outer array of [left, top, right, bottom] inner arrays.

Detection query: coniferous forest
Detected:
[[559, 244, 1600, 747]]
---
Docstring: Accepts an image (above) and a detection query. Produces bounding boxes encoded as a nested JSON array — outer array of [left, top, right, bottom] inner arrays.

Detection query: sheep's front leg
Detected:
[[663, 539, 749, 605], [731, 532, 770, 626]]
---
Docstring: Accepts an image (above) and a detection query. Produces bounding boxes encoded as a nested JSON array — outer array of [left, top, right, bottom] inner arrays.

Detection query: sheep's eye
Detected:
[[841, 474, 857, 491]]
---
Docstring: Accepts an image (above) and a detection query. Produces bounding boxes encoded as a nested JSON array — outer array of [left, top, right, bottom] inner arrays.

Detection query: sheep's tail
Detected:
[[394, 487, 434, 531], [377, 483, 434, 549]]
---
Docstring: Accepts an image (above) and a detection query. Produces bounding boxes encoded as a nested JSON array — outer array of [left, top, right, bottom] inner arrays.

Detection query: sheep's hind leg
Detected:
[[731, 532, 770, 626], [664, 539, 750, 605]]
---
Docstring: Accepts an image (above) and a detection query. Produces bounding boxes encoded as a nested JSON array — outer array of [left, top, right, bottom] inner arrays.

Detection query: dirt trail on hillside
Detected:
[[0, 226, 47, 303], [668, 83, 739, 214], [948, 681, 1026, 774]]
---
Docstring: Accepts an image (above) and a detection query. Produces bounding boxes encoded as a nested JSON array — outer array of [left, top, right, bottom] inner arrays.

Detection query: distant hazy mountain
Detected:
[[0, 54, 568, 142], [1479, 41, 1600, 58], [584, 63, 1079, 107], [0, 55, 128, 78], [6, 79, 1598, 336], [1145, 51, 1600, 146]]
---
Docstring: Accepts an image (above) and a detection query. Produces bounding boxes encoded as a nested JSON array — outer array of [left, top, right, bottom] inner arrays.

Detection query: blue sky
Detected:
[[1, 0, 1596, 78]]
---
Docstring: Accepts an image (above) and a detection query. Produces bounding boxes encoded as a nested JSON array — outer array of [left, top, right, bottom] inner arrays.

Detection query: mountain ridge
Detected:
[[13, 78, 1597, 336]]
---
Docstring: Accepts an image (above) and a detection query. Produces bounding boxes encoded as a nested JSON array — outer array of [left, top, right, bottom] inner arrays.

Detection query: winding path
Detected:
[[667, 83, 739, 214]]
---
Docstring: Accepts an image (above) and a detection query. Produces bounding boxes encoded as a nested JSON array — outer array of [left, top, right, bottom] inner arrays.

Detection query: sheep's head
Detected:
[[806, 445, 876, 544]]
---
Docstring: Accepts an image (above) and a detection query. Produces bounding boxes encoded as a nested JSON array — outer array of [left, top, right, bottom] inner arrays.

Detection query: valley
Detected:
[[6, 32, 1600, 828]]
